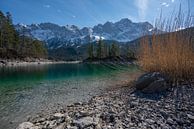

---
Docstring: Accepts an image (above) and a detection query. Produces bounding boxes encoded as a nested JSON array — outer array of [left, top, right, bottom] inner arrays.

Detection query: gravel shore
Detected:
[[0, 60, 81, 67], [17, 83, 194, 129]]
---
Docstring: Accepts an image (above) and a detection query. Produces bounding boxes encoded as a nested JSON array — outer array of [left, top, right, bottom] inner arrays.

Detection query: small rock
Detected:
[[160, 110, 168, 119], [54, 123, 66, 129], [95, 124, 102, 129], [77, 111, 93, 118], [16, 122, 39, 129], [74, 102, 82, 106], [36, 118, 46, 123], [145, 119, 155, 124], [66, 115, 72, 124], [187, 114, 194, 122], [100, 113, 116, 123], [176, 119, 184, 126], [48, 120, 57, 128], [129, 101, 138, 108], [167, 118, 175, 125], [73, 116, 95, 128], [109, 115, 115, 123], [54, 113, 65, 118], [66, 125, 78, 129]]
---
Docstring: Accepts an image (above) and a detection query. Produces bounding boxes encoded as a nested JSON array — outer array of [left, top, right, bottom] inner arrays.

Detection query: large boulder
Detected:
[[135, 73, 156, 90], [142, 79, 168, 93], [135, 72, 169, 93]]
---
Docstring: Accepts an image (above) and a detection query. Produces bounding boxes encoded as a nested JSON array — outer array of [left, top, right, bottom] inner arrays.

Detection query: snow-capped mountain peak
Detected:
[[15, 18, 155, 49]]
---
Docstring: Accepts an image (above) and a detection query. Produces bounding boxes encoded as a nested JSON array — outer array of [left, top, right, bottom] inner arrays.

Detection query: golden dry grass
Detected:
[[138, 6, 194, 83]]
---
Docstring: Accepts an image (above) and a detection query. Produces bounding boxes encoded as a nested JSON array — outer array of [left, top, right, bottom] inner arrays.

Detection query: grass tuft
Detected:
[[138, 4, 194, 83]]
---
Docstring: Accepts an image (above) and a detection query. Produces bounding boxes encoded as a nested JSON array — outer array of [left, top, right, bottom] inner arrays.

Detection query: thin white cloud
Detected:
[[72, 15, 76, 18], [165, 4, 169, 7], [161, 2, 169, 7], [43, 5, 51, 8], [135, 0, 149, 21], [161, 2, 167, 6]]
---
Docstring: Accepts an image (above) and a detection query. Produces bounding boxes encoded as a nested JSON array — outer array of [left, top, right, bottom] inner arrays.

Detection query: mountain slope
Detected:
[[15, 18, 155, 49]]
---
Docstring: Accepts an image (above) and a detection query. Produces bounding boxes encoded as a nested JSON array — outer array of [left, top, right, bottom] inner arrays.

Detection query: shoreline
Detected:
[[0, 59, 82, 67], [0, 68, 142, 129], [17, 81, 194, 129], [2, 63, 193, 129], [0, 58, 137, 67]]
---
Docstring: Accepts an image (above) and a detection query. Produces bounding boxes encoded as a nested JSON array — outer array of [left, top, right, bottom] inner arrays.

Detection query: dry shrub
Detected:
[[138, 5, 194, 83]]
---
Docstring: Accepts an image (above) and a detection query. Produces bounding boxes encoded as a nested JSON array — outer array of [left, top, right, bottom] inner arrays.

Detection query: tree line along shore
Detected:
[[0, 11, 47, 60], [0, 11, 136, 63]]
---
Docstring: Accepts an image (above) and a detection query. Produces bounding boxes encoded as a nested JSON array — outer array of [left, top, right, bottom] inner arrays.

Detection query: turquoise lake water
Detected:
[[0, 63, 138, 129]]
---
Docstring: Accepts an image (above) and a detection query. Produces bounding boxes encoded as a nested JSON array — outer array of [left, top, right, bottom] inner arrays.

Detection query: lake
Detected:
[[0, 63, 138, 129]]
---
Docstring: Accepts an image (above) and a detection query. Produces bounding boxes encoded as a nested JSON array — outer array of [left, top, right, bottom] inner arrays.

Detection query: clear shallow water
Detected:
[[0, 63, 138, 129]]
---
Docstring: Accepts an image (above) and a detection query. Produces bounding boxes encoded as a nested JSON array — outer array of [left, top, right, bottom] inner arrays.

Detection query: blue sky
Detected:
[[0, 0, 193, 27]]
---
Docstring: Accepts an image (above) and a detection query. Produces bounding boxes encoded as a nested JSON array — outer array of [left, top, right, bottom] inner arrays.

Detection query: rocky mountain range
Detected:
[[15, 18, 155, 49]]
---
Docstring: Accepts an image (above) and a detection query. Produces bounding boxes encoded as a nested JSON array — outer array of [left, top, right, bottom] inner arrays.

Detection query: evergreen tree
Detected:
[[111, 43, 116, 57], [87, 36, 94, 59], [127, 47, 135, 59], [0, 11, 7, 49], [97, 37, 104, 59], [0, 11, 47, 59], [88, 43, 94, 59], [0, 11, 4, 48], [111, 42, 120, 58], [103, 43, 109, 58], [6, 12, 12, 24], [108, 44, 111, 57]]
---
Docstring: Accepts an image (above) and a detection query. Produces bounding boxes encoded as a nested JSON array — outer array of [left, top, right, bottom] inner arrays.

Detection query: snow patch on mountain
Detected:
[[31, 29, 55, 41], [15, 18, 156, 49]]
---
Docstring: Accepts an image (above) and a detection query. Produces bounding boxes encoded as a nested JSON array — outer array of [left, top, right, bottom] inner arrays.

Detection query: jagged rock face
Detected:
[[15, 18, 155, 49]]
